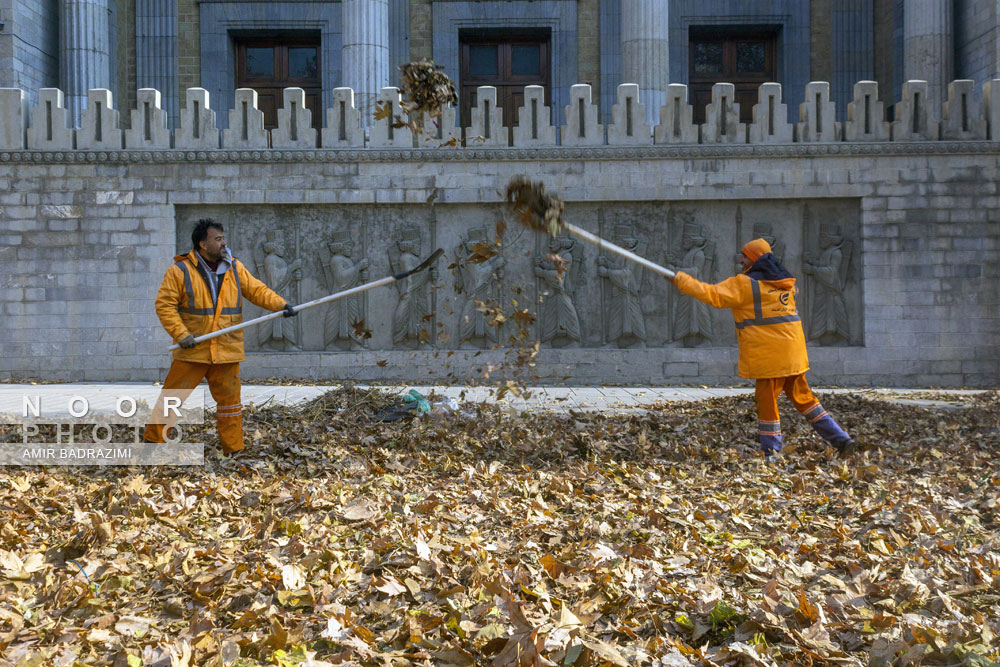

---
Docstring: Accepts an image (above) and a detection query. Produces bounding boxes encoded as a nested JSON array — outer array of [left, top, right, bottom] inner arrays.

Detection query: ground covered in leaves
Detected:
[[1, 389, 998, 667]]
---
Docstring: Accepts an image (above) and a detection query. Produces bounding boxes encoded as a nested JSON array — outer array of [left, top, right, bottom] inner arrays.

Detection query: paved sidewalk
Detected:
[[0, 383, 989, 416]]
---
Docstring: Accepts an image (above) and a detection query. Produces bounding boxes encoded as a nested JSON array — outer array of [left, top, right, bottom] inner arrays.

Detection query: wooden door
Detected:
[[689, 30, 777, 123], [460, 35, 551, 144], [236, 37, 322, 130]]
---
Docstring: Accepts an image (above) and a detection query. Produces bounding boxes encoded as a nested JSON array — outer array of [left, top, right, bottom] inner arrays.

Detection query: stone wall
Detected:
[[0, 79, 998, 387], [0, 0, 58, 101]]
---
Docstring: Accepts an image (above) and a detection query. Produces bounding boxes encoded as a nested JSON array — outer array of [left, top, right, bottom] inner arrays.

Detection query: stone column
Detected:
[[903, 0, 953, 114], [342, 0, 390, 127], [136, 0, 179, 128], [621, 0, 668, 129], [60, 0, 114, 125]]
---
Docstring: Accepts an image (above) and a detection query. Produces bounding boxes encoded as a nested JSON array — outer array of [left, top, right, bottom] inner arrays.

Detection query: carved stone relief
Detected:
[[253, 229, 302, 351], [802, 214, 854, 346], [174, 200, 862, 353], [389, 225, 436, 349], [598, 223, 647, 348], [320, 228, 369, 350], [535, 235, 582, 348], [453, 226, 505, 349], [666, 214, 715, 347]]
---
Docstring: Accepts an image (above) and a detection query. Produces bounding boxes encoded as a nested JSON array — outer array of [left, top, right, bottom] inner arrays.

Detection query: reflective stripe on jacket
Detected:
[[156, 249, 287, 363], [673, 272, 809, 379]]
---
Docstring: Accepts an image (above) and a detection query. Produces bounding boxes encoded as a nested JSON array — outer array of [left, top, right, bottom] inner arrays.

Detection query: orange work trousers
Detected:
[[754, 373, 822, 453], [143, 360, 244, 453]]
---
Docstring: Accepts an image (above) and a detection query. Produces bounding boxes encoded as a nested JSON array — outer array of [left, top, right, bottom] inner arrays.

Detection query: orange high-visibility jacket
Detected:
[[155, 249, 287, 364], [673, 272, 809, 379]]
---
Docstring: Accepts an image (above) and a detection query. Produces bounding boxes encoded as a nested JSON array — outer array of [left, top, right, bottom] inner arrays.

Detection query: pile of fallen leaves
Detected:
[[1, 390, 998, 666], [506, 176, 565, 237]]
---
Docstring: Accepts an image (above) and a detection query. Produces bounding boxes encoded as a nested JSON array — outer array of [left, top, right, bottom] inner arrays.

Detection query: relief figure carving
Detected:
[[390, 226, 435, 348], [454, 226, 505, 349], [256, 230, 302, 351], [752, 221, 785, 264], [535, 235, 581, 347], [666, 219, 715, 346], [598, 224, 646, 348], [802, 222, 852, 345], [320, 229, 369, 350]]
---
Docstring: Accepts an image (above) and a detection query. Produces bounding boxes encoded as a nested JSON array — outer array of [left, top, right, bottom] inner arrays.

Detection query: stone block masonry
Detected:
[[0, 79, 998, 387]]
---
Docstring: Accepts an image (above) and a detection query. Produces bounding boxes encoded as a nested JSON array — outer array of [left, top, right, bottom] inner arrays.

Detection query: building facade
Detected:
[[3, 1, 998, 129], [0, 1, 998, 387]]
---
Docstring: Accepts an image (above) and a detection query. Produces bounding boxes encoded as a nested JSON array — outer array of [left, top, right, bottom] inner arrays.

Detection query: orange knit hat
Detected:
[[741, 238, 772, 263]]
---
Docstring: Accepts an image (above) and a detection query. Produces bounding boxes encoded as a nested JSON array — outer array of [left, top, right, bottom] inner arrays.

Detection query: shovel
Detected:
[[168, 248, 444, 351], [506, 176, 675, 280]]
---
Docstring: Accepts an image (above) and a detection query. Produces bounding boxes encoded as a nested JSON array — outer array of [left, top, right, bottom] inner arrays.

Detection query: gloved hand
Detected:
[[283, 303, 297, 318], [178, 334, 197, 349]]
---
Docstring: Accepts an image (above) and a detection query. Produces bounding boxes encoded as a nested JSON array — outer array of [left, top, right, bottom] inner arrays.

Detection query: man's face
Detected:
[[739, 253, 753, 272], [820, 233, 835, 248], [199, 227, 226, 261]]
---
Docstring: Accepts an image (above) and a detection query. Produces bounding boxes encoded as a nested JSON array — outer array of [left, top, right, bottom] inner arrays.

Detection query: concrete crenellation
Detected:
[[511, 85, 557, 147], [607, 83, 651, 145], [323, 88, 365, 149], [844, 81, 890, 142], [561, 83, 603, 146], [701, 83, 746, 144], [271, 88, 317, 149], [369, 86, 413, 148], [222, 88, 268, 150], [2, 79, 1000, 149], [748, 83, 793, 144], [124, 88, 171, 149], [175, 88, 220, 150], [940, 79, 988, 140], [654, 84, 698, 144], [892, 80, 939, 141], [466, 86, 508, 147]]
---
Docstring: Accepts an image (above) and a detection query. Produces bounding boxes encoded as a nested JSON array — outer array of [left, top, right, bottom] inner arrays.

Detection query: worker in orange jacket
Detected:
[[670, 238, 855, 459], [144, 218, 296, 453]]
